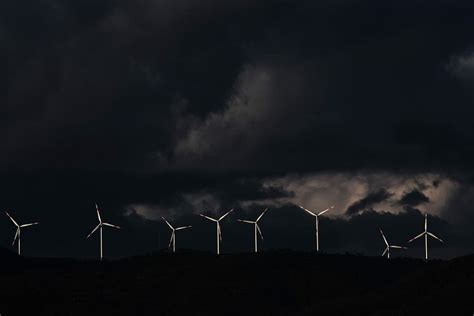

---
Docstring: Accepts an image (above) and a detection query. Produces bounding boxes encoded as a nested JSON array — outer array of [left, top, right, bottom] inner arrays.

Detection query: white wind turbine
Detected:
[[408, 213, 443, 261], [86, 203, 121, 261], [5, 211, 39, 255], [379, 228, 406, 259], [162, 217, 192, 253], [298, 205, 334, 252], [199, 209, 234, 255], [237, 208, 268, 253]]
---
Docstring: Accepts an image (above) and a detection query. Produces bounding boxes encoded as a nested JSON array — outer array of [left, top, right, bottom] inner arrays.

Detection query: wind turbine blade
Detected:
[[380, 229, 389, 247], [12, 228, 19, 246], [424, 213, 427, 231], [162, 217, 174, 230], [408, 232, 425, 243], [219, 209, 234, 221], [427, 232, 444, 242], [102, 222, 121, 229], [317, 206, 334, 216], [256, 224, 264, 240], [87, 224, 100, 238], [218, 224, 222, 241], [256, 208, 268, 222], [382, 247, 388, 257], [175, 225, 192, 231], [199, 214, 217, 222], [96, 204, 102, 223], [298, 205, 316, 217], [390, 245, 407, 249], [20, 222, 39, 228], [168, 232, 174, 248], [5, 212, 19, 227], [237, 219, 255, 224]]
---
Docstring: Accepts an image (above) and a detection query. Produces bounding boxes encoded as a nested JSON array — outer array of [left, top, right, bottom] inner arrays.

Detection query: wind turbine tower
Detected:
[[237, 208, 268, 253], [162, 217, 192, 253], [5, 211, 39, 255], [408, 213, 443, 261], [298, 205, 334, 252], [379, 228, 406, 259], [87, 203, 121, 261], [199, 209, 234, 255]]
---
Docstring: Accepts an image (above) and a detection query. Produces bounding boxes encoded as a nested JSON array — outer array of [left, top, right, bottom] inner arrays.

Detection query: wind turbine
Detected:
[[237, 208, 268, 253], [86, 203, 120, 261], [379, 228, 406, 259], [199, 209, 234, 255], [162, 217, 192, 253], [5, 211, 39, 255], [298, 205, 334, 252], [408, 213, 443, 261]]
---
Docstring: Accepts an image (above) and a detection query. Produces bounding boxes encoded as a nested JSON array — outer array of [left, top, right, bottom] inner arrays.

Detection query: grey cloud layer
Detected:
[[2, 1, 474, 174]]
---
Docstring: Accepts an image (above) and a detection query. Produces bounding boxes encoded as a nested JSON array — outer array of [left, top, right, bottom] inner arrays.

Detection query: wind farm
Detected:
[[1, 203, 451, 260], [0, 201, 467, 316], [0, 204, 452, 259]]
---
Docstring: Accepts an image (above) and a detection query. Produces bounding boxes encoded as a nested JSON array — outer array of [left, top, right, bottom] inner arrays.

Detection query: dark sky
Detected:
[[1, 0, 474, 259]]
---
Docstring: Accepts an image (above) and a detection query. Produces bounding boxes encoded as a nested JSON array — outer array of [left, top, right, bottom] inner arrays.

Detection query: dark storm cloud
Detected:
[[346, 189, 392, 215], [1, 0, 255, 172], [2, 0, 474, 174], [2, 0, 474, 257], [165, 1, 474, 175], [398, 189, 430, 207]]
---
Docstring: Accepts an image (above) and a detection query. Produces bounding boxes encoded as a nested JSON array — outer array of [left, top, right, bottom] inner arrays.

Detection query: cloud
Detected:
[[122, 171, 462, 227], [171, 60, 324, 171], [398, 189, 430, 207], [346, 189, 393, 215], [447, 52, 474, 81], [2, 0, 474, 176], [260, 172, 457, 218]]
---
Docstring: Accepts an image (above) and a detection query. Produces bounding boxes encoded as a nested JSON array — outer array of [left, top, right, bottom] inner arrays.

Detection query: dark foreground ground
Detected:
[[0, 249, 473, 315]]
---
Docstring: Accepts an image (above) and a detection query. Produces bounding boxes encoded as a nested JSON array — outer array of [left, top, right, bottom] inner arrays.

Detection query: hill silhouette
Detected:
[[0, 249, 472, 315]]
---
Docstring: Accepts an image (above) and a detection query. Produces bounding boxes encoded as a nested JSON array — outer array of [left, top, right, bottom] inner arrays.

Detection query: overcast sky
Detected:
[[1, 0, 474, 258]]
